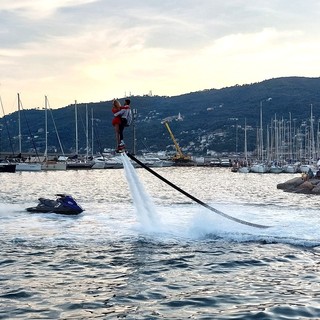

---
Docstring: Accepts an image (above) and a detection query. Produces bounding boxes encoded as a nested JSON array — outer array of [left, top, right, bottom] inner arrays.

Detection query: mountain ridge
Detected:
[[1, 76, 320, 156]]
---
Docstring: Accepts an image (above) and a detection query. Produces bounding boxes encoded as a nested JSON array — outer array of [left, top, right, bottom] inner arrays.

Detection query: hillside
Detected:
[[1, 76, 320, 156]]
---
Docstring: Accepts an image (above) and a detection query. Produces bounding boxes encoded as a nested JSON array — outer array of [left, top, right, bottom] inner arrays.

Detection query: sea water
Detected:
[[1, 164, 320, 319]]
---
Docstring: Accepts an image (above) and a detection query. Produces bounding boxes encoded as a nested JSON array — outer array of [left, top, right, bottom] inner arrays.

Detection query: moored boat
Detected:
[[269, 165, 284, 174], [238, 166, 250, 173], [104, 156, 123, 169], [250, 163, 269, 173], [15, 162, 42, 172], [0, 163, 16, 173], [136, 155, 166, 167], [91, 156, 106, 169], [238, 119, 250, 174], [283, 164, 299, 173], [67, 160, 93, 170], [299, 164, 317, 174], [41, 161, 67, 171]]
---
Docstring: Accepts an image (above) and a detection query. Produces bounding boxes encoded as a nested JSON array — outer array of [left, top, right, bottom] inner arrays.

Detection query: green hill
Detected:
[[1, 76, 320, 156]]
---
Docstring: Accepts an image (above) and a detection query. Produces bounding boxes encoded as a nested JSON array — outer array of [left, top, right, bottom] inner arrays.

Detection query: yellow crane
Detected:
[[162, 117, 191, 162]]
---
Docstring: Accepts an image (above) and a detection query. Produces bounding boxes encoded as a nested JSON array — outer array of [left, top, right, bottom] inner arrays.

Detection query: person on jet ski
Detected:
[[26, 194, 84, 215]]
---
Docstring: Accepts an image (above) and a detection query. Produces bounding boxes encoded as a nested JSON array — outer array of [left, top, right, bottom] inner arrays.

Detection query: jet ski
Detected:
[[26, 194, 84, 215]]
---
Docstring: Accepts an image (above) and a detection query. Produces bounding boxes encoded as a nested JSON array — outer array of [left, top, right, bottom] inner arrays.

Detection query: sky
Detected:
[[1, 0, 320, 113]]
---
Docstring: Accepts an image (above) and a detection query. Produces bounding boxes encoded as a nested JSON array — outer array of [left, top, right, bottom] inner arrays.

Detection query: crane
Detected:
[[161, 115, 191, 162]]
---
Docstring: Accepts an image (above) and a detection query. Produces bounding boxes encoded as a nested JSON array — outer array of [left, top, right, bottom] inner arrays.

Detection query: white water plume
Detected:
[[121, 154, 163, 232]]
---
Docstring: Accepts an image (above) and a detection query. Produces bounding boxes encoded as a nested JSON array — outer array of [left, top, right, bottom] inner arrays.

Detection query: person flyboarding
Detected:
[[111, 99, 122, 152], [112, 98, 132, 152]]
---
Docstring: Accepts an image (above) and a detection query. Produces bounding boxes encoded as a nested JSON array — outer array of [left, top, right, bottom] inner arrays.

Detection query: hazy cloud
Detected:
[[1, 0, 320, 111]]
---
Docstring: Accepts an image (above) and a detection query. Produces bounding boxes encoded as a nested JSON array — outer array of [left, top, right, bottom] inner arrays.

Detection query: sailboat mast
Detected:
[[258, 98, 272, 162], [44, 96, 48, 159], [260, 101, 263, 161], [91, 108, 94, 156], [244, 118, 247, 164], [75, 100, 78, 155], [310, 104, 315, 160], [17, 93, 22, 154], [317, 118, 320, 159], [86, 104, 89, 159]]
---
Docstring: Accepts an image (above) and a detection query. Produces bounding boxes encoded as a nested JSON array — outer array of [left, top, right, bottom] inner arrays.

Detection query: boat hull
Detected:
[[41, 162, 67, 170], [250, 164, 269, 173], [26, 194, 84, 215], [269, 166, 284, 174], [238, 166, 250, 173], [0, 164, 16, 173], [26, 207, 82, 215], [283, 165, 298, 173], [15, 163, 42, 171], [67, 162, 93, 169]]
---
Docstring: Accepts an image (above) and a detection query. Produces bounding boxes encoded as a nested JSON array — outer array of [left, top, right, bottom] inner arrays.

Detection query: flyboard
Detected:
[[124, 152, 271, 229]]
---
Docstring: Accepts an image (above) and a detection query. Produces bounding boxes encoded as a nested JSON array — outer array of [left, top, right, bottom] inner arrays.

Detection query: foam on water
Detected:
[[118, 154, 320, 247], [121, 153, 163, 233], [1, 166, 320, 248], [182, 202, 320, 247]]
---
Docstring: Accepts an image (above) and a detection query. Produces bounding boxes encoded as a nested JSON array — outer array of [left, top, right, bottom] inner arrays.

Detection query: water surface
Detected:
[[1, 163, 320, 319]]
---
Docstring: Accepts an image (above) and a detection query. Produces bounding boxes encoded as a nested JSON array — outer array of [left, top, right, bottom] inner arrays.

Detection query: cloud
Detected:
[[1, 0, 97, 19], [1, 0, 320, 112]]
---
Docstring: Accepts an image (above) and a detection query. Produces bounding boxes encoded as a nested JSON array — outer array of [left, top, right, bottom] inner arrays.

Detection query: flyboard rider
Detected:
[[111, 99, 132, 152]]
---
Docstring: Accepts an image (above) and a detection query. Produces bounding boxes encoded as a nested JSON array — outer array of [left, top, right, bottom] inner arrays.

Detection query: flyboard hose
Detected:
[[125, 152, 270, 229]]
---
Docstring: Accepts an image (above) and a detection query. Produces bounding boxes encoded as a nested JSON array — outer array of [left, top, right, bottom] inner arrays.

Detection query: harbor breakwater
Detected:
[[277, 176, 320, 194]]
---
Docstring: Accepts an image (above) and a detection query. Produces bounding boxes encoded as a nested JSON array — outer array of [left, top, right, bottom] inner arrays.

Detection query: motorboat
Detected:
[[283, 163, 299, 173], [136, 155, 166, 167], [15, 162, 42, 172], [220, 158, 231, 167], [300, 164, 317, 174], [41, 161, 67, 171], [66, 160, 93, 170], [238, 166, 250, 173], [91, 156, 106, 169], [250, 163, 269, 173], [26, 194, 84, 215], [269, 164, 284, 174], [210, 158, 221, 167], [104, 156, 124, 169]]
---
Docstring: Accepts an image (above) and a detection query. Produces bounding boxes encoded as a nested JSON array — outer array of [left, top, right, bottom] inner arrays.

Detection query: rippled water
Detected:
[[1, 161, 320, 319]]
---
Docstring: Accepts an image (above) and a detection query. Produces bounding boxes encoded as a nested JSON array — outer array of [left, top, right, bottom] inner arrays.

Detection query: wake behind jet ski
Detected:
[[26, 194, 84, 215]]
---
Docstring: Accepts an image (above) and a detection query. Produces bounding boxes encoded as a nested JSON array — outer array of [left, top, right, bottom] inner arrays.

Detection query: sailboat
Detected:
[[88, 106, 105, 169], [41, 96, 67, 171], [238, 119, 250, 173], [268, 115, 284, 174], [66, 101, 94, 169], [250, 100, 270, 173], [14, 93, 42, 172]]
